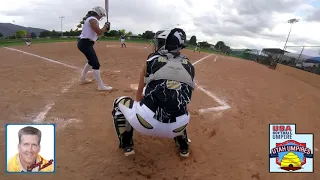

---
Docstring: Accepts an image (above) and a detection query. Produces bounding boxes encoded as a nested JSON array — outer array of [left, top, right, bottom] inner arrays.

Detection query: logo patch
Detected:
[[269, 124, 314, 173]]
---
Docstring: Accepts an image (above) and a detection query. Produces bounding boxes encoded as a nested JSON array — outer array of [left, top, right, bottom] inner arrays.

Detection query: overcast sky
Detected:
[[1, 0, 320, 56]]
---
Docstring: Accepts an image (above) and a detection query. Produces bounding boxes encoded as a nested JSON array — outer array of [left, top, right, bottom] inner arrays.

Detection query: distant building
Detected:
[[126, 34, 140, 39], [261, 48, 287, 60], [283, 52, 312, 63]]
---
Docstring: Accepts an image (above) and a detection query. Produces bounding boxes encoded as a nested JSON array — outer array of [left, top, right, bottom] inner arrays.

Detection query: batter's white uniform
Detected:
[[79, 16, 99, 42]]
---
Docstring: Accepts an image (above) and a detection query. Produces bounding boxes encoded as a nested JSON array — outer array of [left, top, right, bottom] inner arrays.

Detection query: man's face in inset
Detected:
[[18, 135, 40, 164]]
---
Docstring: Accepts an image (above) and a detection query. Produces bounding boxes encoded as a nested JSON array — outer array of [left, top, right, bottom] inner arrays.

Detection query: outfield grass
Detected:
[[0, 37, 152, 47], [0, 37, 243, 59]]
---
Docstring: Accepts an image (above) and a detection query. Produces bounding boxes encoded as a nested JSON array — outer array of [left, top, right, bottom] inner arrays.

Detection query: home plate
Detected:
[[130, 84, 139, 90]]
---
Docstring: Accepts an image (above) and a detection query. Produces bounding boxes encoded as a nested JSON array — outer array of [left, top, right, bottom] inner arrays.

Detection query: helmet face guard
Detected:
[[154, 28, 186, 53]]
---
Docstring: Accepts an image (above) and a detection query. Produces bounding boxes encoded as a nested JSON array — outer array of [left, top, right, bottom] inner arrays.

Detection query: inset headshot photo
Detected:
[[6, 124, 56, 173]]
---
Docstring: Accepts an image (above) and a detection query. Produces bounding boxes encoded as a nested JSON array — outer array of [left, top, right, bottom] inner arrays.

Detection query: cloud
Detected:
[[234, 0, 305, 15], [0, 0, 320, 56], [306, 8, 320, 22]]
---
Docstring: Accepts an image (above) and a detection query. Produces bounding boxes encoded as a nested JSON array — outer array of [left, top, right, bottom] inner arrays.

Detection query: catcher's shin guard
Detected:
[[174, 129, 190, 157], [112, 96, 134, 149]]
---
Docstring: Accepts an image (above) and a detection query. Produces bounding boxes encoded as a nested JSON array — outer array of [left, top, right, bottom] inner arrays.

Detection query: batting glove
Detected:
[[105, 22, 111, 30]]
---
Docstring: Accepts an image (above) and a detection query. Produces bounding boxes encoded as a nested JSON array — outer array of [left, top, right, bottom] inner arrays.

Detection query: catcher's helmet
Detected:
[[154, 28, 186, 52]]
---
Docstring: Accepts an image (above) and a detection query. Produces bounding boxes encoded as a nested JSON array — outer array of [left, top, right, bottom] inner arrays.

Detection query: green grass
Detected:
[[0, 37, 151, 47], [0, 37, 245, 59], [0, 38, 76, 47]]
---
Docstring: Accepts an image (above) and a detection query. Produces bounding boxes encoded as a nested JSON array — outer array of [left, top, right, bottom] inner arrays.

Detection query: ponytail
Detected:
[[75, 11, 98, 31]]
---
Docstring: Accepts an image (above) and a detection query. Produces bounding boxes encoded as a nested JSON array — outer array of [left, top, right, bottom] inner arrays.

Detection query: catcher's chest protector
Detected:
[[144, 53, 195, 89]]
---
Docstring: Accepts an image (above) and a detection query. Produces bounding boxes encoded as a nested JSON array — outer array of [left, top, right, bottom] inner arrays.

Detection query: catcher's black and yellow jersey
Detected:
[[141, 53, 195, 123]]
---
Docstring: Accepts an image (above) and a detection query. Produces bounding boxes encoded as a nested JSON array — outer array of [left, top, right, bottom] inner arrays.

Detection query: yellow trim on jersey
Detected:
[[7, 153, 54, 172]]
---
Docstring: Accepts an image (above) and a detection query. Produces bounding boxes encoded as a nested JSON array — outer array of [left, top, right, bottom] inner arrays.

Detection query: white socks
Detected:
[[93, 70, 113, 91], [81, 63, 91, 79], [80, 64, 112, 91]]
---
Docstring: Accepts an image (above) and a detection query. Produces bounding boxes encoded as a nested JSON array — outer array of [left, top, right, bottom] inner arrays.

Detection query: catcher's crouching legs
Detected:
[[112, 96, 135, 156], [174, 129, 191, 157]]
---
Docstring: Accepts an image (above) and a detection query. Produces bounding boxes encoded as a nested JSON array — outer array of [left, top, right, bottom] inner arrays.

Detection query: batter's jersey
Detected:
[[79, 16, 99, 42], [142, 53, 195, 123]]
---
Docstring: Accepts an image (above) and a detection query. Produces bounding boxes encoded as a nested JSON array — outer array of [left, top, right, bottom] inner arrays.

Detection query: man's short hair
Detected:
[[18, 126, 42, 145]]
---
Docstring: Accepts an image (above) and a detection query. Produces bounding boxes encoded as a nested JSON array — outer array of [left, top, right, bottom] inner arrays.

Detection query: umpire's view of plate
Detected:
[[130, 84, 139, 90]]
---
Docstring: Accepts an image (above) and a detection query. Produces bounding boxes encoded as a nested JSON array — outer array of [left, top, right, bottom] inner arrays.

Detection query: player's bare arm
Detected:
[[136, 65, 146, 101], [89, 19, 109, 35]]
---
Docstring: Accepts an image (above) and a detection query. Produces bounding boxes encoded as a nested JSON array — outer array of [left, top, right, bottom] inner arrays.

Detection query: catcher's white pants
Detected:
[[120, 39, 125, 44], [118, 100, 190, 138]]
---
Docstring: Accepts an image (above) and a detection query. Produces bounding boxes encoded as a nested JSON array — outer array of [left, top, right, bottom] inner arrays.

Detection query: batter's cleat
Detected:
[[123, 146, 135, 156], [98, 85, 113, 91], [79, 77, 94, 84]]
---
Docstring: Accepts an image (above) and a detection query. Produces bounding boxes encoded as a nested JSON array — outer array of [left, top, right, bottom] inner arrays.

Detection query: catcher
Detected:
[[112, 28, 195, 158]]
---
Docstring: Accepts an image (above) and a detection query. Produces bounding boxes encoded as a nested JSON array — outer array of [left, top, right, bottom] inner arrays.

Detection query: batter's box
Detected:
[[191, 54, 231, 113], [195, 82, 230, 113]]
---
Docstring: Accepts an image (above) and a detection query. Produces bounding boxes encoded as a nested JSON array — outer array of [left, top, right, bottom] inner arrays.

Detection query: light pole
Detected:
[[59, 16, 65, 38], [279, 18, 299, 63], [13, 20, 17, 39]]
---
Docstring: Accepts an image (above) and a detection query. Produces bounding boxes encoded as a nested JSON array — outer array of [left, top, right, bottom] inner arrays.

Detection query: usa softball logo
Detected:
[[269, 124, 314, 173]]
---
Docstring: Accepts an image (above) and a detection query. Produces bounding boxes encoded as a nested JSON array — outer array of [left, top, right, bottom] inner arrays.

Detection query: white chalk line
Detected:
[[192, 54, 213, 66], [4, 47, 81, 70], [2, 47, 87, 126], [192, 55, 231, 113], [33, 80, 76, 123], [33, 101, 55, 122], [3, 47, 121, 73]]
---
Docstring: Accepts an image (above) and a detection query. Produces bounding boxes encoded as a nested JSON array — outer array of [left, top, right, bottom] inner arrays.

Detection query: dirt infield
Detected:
[[0, 42, 319, 180], [276, 64, 320, 89]]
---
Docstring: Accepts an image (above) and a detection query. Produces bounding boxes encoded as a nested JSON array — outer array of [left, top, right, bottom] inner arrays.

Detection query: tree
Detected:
[[51, 30, 60, 37], [68, 29, 76, 36], [39, 30, 51, 38], [244, 49, 251, 53], [126, 31, 133, 36], [0, 32, 3, 37], [215, 41, 226, 50], [189, 35, 197, 46], [15, 30, 27, 38], [117, 29, 126, 36], [109, 30, 118, 36], [30, 32, 37, 38], [141, 30, 155, 39], [222, 46, 231, 54], [199, 41, 211, 48]]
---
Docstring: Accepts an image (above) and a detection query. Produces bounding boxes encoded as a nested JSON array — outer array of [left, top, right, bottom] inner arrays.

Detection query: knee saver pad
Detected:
[[113, 96, 134, 112]]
